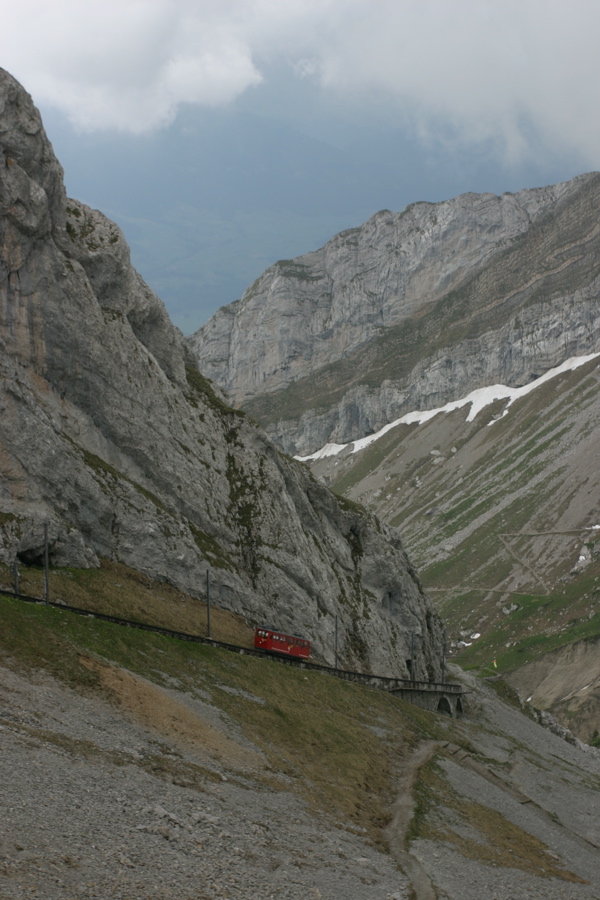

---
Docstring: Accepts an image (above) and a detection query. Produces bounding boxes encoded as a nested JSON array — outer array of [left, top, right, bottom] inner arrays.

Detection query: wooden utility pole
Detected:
[[43, 524, 49, 605], [206, 568, 211, 639], [334, 615, 339, 669]]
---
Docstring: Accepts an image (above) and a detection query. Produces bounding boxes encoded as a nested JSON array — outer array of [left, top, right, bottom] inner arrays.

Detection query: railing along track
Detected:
[[0, 589, 462, 695]]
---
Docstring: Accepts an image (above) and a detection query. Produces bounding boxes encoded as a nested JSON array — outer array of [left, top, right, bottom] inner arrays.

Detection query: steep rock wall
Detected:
[[0, 68, 444, 679], [265, 286, 600, 454], [193, 172, 600, 456]]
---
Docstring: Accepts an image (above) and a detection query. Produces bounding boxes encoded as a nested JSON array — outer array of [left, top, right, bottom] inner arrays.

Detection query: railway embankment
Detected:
[[0, 590, 598, 900], [0, 588, 465, 715]]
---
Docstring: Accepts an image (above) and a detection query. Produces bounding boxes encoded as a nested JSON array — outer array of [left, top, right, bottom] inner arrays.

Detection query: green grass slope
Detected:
[[0, 575, 422, 846], [1, 572, 595, 894], [317, 357, 600, 741]]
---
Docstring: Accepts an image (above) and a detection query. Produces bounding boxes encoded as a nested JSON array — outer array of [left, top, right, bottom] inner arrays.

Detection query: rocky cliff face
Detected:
[[192, 173, 600, 456], [0, 68, 444, 679]]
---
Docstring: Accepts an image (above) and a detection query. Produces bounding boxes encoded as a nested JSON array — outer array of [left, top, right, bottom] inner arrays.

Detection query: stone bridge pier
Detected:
[[390, 683, 465, 716]]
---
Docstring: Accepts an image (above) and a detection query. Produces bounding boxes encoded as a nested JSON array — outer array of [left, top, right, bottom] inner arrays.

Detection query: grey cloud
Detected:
[[2, 0, 600, 165]]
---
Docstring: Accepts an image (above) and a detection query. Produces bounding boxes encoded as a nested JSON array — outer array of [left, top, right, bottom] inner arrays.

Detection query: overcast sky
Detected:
[[5, 0, 599, 162], [3, 1, 599, 330]]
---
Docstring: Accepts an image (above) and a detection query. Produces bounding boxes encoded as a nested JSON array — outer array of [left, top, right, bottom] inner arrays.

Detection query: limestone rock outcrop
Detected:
[[0, 68, 444, 679], [192, 173, 600, 455]]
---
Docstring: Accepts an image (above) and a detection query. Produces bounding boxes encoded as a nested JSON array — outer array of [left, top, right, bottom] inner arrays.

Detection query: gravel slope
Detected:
[[0, 662, 409, 900], [1, 659, 598, 900]]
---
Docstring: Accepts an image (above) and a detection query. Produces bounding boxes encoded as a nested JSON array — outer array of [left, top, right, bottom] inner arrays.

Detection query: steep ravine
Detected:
[[190, 162, 600, 740]]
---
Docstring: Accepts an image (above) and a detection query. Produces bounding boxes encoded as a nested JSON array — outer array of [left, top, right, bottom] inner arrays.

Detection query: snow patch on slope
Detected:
[[296, 354, 600, 462]]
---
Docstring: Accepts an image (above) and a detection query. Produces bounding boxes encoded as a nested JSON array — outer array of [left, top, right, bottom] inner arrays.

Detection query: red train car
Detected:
[[254, 627, 310, 659]]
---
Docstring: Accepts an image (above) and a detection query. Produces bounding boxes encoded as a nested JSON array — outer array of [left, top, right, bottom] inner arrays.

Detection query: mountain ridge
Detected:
[[192, 171, 600, 456]]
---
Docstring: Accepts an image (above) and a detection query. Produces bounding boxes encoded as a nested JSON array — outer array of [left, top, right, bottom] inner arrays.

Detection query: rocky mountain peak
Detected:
[[0, 67, 66, 239]]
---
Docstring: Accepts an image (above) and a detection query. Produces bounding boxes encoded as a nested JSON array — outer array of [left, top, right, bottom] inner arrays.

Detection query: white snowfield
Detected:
[[296, 354, 600, 463]]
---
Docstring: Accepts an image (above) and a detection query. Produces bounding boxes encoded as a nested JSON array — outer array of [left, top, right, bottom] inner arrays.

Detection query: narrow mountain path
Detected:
[[386, 740, 441, 900], [498, 533, 551, 594]]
